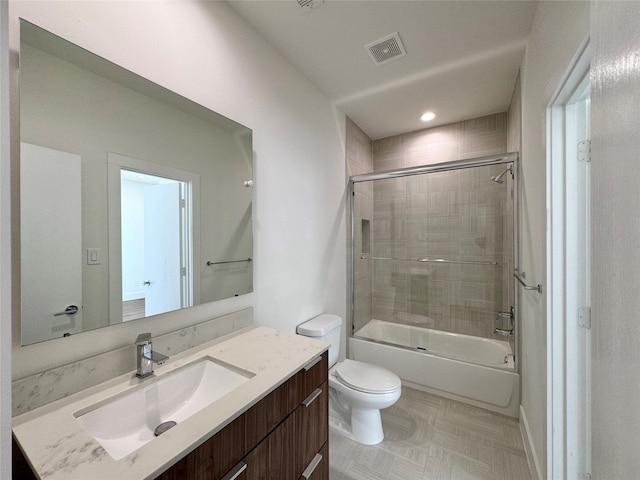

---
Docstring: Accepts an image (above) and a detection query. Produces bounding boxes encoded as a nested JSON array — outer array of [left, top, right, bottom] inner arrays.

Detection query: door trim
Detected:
[[546, 39, 591, 480], [107, 152, 200, 325]]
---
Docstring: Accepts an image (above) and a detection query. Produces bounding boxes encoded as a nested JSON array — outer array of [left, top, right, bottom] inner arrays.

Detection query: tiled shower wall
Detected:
[[346, 118, 374, 334], [349, 113, 514, 339], [374, 113, 509, 170]]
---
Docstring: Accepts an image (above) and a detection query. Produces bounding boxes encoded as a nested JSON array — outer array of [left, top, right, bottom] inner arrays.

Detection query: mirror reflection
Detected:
[[117, 165, 194, 322], [19, 20, 253, 345]]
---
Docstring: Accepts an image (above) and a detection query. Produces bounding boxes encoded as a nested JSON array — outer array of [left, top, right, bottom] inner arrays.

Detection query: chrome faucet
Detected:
[[135, 333, 169, 378]]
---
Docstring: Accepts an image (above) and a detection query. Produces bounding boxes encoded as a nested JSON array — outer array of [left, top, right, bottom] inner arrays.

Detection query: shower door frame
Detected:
[[348, 151, 520, 371]]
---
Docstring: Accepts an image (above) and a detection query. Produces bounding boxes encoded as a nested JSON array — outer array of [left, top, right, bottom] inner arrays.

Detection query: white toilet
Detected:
[[297, 314, 401, 445]]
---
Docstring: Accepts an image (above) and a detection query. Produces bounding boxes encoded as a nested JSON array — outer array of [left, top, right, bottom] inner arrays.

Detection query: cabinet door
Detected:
[[295, 381, 328, 477]]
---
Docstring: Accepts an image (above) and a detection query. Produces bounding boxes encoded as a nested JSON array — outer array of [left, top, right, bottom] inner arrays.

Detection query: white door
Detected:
[[143, 182, 182, 316], [20, 143, 83, 344]]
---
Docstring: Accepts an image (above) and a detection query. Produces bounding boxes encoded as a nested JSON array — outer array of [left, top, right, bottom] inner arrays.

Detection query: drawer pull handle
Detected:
[[303, 355, 322, 371], [301, 453, 323, 479], [303, 388, 322, 407], [221, 461, 247, 480]]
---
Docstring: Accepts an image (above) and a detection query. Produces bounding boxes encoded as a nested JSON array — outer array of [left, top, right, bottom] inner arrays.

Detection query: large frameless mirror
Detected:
[[19, 20, 253, 345]]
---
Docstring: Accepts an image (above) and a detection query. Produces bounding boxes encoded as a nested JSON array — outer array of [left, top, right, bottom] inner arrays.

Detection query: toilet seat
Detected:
[[334, 359, 401, 394]]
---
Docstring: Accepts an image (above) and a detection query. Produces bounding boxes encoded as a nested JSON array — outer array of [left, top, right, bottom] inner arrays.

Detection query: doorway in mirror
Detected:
[[120, 169, 190, 320], [108, 153, 200, 325]]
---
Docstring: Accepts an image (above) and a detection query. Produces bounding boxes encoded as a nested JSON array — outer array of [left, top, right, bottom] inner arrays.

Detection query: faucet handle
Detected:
[[135, 332, 151, 345]]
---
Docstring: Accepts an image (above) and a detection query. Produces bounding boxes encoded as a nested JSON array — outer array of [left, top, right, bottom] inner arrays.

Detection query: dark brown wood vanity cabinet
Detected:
[[156, 351, 329, 480]]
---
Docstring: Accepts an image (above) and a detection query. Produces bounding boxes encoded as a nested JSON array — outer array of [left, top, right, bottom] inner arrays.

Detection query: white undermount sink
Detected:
[[74, 357, 254, 460]]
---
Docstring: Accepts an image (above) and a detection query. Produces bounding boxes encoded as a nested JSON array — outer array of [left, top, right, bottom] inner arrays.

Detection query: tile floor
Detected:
[[328, 387, 532, 480]]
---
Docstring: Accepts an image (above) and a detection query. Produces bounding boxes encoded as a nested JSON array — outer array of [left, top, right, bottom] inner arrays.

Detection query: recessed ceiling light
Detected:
[[420, 111, 436, 122]]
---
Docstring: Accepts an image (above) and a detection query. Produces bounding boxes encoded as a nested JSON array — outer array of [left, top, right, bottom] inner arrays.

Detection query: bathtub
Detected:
[[350, 319, 520, 417]]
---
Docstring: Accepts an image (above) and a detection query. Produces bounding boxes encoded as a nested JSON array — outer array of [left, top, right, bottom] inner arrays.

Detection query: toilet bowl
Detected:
[[328, 359, 401, 444], [297, 314, 401, 445]]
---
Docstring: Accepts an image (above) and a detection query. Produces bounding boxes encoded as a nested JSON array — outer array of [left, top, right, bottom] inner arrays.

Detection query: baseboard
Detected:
[[520, 405, 543, 480]]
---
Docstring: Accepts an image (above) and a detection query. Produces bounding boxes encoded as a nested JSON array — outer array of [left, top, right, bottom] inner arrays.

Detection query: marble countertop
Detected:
[[13, 326, 328, 480]]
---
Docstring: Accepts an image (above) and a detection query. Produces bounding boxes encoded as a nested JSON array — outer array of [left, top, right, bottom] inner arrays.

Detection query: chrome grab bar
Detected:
[[514, 270, 542, 294], [361, 255, 499, 266], [206, 258, 252, 266]]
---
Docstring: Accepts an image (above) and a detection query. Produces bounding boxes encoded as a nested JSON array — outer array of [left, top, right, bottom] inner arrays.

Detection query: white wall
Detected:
[[591, 1, 640, 477], [9, 1, 346, 379], [518, 2, 589, 478]]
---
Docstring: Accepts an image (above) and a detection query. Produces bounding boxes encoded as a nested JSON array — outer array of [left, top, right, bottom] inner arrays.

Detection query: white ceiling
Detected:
[[226, 0, 538, 140]]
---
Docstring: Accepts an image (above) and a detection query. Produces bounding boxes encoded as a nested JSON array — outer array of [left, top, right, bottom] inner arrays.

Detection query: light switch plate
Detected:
[[87, 248, 101, 265]]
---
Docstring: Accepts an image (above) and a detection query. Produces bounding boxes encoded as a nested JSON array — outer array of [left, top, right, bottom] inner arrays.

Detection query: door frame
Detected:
[[107, 152, 200, 325], [546, 39, 591, 480]]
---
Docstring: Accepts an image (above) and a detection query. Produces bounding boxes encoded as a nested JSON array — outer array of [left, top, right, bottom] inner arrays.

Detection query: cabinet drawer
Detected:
[[244, 374, 292, 449], [156, 414, 245, 480], [290, 352, 328, 407], [299, 442, 328, 480], [295, 381, 328, 476], [226, 439, 267, 480]]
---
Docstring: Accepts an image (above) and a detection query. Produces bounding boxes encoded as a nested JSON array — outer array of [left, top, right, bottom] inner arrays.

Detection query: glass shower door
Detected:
[[352, 162, 515, 370]]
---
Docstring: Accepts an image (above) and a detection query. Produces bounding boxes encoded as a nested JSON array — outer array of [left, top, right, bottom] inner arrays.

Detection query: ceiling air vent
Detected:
[[297, 0, 325, 14], [365, 32, 407, 66]]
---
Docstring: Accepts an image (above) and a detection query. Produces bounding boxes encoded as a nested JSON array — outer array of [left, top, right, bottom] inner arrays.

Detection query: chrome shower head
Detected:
[[490, 167, 512, 184]]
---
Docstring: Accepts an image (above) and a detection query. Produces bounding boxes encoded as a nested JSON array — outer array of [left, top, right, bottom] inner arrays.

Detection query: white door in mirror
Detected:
[[20, 143, 83, 344]]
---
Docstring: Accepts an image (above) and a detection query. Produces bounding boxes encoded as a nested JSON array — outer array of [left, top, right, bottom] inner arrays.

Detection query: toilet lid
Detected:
[[334, 359, 401, 394]]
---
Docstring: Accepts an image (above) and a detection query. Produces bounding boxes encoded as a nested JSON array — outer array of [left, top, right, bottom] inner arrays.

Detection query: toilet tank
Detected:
[[296, 314, 342, 366]]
